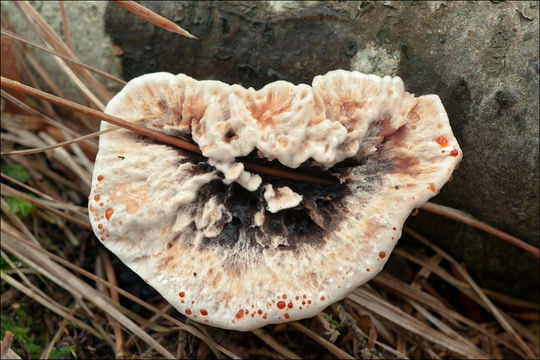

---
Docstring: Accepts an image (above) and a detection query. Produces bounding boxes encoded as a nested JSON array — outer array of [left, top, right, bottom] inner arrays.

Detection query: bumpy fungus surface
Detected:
[[89, 70, 461, 330]]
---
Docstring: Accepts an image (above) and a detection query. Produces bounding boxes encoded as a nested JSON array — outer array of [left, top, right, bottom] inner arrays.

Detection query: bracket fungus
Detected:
[[89, 70, 461, 330]]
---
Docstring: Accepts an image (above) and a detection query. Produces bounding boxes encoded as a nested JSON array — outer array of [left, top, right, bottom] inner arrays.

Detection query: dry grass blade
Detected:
[[1, 229, 176, 359], [13, 1, 112, 102], [1, 76, 338, 185], [290, 322, 355, 359], [1, 228, 241, 359], [113, 1, 198, 39], [404, 227, 537, 358], [1, 28, 126, 85], [251, 328, 300, 359], [0, 271, 104, 342], [421, 202, 539, 258], [1, 89, 99, 155], [58, 1, 73, 51], [0, 172, 53, 201], [101, 250, 125, 356], [372, 272, 526, 357], [1, 127, 116, 157], [348, 289, 488, 359], [1, 184, 91, 229]]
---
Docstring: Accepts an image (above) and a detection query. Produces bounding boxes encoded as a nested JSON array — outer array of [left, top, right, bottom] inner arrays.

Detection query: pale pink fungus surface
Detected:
[[89, 70, 461, 330]]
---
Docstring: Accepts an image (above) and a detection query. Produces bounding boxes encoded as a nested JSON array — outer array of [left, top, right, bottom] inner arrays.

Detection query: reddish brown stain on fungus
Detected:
[[236, 310, 244, 319], [436, 136, 448, 147], [284, 314, 290, 319], [179, 292, 185, 298], [320, 296, 325, 301], [450, 149, 459, 157], [277, 301, 286, 309], [94, 195, 100, 201], [282, 294, 287, 300], [258, 309, 262, 315], [307, 300, 312, 304], [379, 251, 387, 259], [185, 309, 192, 315], [393, 227, 397, 231], [97, 175, 104, 181], [429, 183, 436, 193], [98, 224, 103, 230], [295, 296, 300, 301], [99, 202, 104, 207], [105, 208, 114, 221]]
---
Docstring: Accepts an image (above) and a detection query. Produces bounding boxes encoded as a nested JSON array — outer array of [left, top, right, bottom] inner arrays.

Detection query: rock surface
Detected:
[[104, 0, 539, 301]]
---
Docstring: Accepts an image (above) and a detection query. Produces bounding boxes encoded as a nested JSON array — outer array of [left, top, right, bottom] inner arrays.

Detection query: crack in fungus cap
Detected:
[[89, 70, 461, 330]]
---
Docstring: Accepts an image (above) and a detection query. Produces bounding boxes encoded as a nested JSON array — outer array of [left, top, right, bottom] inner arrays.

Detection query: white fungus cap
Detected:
[[89, 70, 462, 331]]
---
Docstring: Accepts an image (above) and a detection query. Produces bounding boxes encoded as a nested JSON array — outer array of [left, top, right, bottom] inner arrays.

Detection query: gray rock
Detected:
[[104, 0, 538, 300]]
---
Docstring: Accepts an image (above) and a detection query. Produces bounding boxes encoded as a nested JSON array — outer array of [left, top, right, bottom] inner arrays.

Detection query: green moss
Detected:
[[1, 309, 42, 359]]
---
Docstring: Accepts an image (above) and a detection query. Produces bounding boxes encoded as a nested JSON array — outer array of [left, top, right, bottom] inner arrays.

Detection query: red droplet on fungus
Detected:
[[179, 292, 185, 298], [105, 208, 114, 221], [200, 309, 208, 316], [277, 301, 286, 309], [98, 224, 103, 230], [284, 314, 290, 319], [450, 149, 459, 157], [379, 251, 387, 259], [287, 302, 293, 309], [185, 309, 192, 315], [436, 136, 448, 147], [320, 296, 325, 301], [94, 195, 100, 201], [258, 309, 262, 315], [236, 310, 244, 319], [282, 294, 287, 299], [97, 175, 104, 181]]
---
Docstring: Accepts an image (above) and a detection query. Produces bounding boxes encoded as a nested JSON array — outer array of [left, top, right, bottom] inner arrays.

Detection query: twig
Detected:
[[421, 202, 539, 258], [113, 1, 198, 39], [1, 77, 337, 185]]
